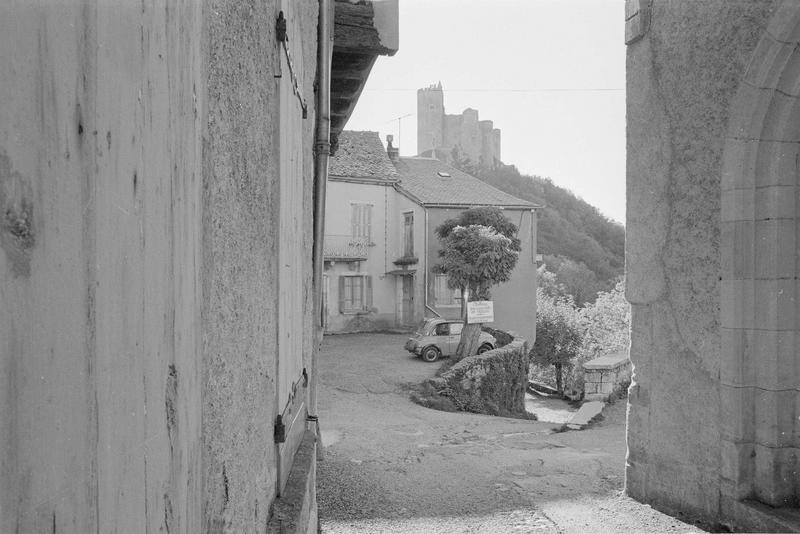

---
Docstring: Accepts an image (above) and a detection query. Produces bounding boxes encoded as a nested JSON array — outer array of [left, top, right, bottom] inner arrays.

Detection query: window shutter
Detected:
[[351, 205, 358, 238], [365, 275, 373, 310], [366, 206, 372, 243], [338, 276, 345, 313]]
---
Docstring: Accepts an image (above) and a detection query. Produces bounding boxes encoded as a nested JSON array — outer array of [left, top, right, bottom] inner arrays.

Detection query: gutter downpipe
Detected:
[[310, 0, 332, 428]]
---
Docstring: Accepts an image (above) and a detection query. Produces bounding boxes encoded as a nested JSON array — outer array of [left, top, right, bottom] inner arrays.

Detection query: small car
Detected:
[[404, 318, 495, 362]]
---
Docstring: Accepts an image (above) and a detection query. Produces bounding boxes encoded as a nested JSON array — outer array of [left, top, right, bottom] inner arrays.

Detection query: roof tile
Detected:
[[394, 157, 537, 208], [329, 131, 398, 180]]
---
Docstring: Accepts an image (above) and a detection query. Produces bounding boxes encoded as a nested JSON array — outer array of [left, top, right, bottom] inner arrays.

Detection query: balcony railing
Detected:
[[323, 235, 369, 261]]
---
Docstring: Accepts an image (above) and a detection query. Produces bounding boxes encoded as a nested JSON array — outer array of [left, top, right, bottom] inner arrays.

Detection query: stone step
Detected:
[[566, 401, 605, 430]]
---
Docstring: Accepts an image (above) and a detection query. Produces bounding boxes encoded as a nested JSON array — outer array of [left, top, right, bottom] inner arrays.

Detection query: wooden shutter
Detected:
[[365, 275, 373, 310], [351, 204, 358, 238], [365, 205, 372, 242], [338, 276, 345, 313]]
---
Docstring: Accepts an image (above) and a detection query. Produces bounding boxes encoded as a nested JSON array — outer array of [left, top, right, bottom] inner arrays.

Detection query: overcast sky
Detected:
[[345, 0, 626, 224]]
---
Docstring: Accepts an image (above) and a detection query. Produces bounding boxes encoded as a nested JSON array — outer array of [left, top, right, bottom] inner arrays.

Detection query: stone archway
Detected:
[[719, 0, 800, 510]]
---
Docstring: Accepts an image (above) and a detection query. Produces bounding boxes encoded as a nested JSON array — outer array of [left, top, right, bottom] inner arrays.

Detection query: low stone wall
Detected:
[[582, 352, 631, 401], [427, 339, 529, 417]]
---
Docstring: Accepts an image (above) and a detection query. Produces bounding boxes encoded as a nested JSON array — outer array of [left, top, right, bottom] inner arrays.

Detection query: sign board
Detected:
[[467, 300, 494, 324]]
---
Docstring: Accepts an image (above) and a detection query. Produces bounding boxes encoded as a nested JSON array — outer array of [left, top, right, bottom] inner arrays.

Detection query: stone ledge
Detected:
[[723, 498, 800, 533], [583, 351, 630, 370], [267, 429, 318, 534]]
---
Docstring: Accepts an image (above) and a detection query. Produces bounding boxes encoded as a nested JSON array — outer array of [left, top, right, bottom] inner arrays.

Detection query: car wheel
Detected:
[[477, 343, 493, 354], [421, 346, 440, 362]]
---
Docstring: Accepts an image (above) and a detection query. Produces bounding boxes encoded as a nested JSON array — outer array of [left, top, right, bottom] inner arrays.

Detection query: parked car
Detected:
[[404, 318, 495, 362]]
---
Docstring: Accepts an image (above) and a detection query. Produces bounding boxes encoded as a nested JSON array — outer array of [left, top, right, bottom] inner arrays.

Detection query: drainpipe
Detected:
[[310, 0, 332, 427]]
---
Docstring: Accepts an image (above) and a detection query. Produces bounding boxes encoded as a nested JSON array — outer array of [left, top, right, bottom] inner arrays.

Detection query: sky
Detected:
[[345, 0, 627, 224]]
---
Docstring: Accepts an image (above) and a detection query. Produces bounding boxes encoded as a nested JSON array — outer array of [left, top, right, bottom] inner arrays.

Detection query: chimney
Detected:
[[386, 134, 399, 163]]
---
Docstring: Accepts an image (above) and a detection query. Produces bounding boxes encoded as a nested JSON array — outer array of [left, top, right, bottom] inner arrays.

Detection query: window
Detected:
[[434, 323, 449, 336], [449, 323, 463, 336], [338, 275, 372, 313], [433, 274, 461, 306], [351, 203, 372, 242], [403, 212, 414, 256]]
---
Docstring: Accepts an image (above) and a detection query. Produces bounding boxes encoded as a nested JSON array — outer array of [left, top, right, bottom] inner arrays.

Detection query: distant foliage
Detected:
[[579, 280, 630, 362], [531, 279, 630, 394], [448, 156, 625, 300]]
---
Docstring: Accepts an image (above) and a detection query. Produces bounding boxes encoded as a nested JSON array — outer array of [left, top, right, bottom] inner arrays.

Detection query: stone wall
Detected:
[[0, 1, 319, 532], [625, 0, 800, 529], [583, 352, 631, 401], [428, 339, 529, 417]]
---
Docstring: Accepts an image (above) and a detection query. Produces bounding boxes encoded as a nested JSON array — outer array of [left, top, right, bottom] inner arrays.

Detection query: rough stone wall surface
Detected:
[[429, 339, 529, 417], [202, 1, 317, 532], [0, 2, 204, 532], [626, 0, 775, 524]]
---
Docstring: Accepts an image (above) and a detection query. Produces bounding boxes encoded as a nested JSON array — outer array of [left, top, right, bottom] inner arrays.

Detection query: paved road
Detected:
[[317, 333, 702, 533]]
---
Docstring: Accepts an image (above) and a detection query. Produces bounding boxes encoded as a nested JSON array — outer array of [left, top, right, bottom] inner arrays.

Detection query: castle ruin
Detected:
[[417, 82, 501, 168]]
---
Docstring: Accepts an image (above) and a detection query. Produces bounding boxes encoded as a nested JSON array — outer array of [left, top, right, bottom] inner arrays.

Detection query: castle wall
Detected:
[[417, 86, 501, 166]]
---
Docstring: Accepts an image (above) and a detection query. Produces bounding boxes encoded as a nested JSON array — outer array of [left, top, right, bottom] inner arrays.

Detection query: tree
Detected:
[[578, 279, 629, 361], [434, 207, 520, 361], [530, 289, 583, 393]]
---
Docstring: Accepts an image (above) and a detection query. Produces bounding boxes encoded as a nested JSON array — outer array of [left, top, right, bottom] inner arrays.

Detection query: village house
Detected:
[[0, 2, 397, 532], [325, 131, 539, 343]]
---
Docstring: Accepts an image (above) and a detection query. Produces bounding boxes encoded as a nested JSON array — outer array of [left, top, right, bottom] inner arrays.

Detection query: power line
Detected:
[[364, 88, 624, 93]]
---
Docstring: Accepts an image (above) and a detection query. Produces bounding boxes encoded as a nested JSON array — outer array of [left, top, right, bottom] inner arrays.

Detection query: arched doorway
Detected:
[[719, 0, 800, 509]]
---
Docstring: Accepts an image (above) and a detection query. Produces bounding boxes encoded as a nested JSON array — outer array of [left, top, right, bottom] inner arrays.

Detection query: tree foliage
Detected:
[[434, 207, 520, 360], [434, 207, 520, 301], [530, 289, 582, 393], [579, 279, 629, 361], [447, 156, 624, 294]]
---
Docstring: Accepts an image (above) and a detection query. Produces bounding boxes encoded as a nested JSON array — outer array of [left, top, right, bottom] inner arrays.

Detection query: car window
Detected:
[[434, 323, 449, 336], [449, 323, 463, 335]]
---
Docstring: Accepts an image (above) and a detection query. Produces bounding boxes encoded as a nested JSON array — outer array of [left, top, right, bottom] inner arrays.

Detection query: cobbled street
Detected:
[[317, 333, 701, 533]]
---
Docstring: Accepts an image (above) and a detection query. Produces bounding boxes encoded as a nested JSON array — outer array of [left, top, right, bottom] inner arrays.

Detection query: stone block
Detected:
[[753, 444, 800, 507], [625, 1, 650, 45], [754, 184, 796, 221], [753, 279, 795, 331], [766, 3, 800, 44], [720, 439, 755, 499], [721, 327, 748, 386], [721, 220, 754, 279], [742, 38, 800, 96], [720, 384, 755, 443], [755, 219, 796, 280], [567, 401, 604, 428], [758, 140, 800, 186], [721, 138, 757, 191], [721, 189, 754, 223], [754, 389, 797, 448], [720, 279, 754, 330], [752, 329, 797, 391]]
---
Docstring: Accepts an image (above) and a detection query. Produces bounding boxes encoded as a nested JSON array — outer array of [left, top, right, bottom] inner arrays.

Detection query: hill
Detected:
[[452, 159, 625, 302]]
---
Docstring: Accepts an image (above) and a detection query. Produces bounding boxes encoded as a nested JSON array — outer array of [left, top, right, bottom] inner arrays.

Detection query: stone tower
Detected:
[[416, 83, 501, 167], [416, 82, 444, 156]]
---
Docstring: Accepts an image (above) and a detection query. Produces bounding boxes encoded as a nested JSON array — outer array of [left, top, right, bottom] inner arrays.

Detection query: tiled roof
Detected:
[[329, 131, 398, 180], [393, 157, 537, 208]]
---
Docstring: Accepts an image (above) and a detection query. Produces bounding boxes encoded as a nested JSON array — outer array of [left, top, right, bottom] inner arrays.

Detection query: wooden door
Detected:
[[402, 276, 414, 325]]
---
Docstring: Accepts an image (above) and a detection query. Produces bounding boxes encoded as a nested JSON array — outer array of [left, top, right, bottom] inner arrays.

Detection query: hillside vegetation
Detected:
[[453, 157, 625, 303]]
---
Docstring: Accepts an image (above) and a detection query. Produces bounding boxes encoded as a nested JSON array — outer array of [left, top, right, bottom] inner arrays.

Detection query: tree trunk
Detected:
[[454, 322, 482, 363], [555, 363, 563, 393]]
